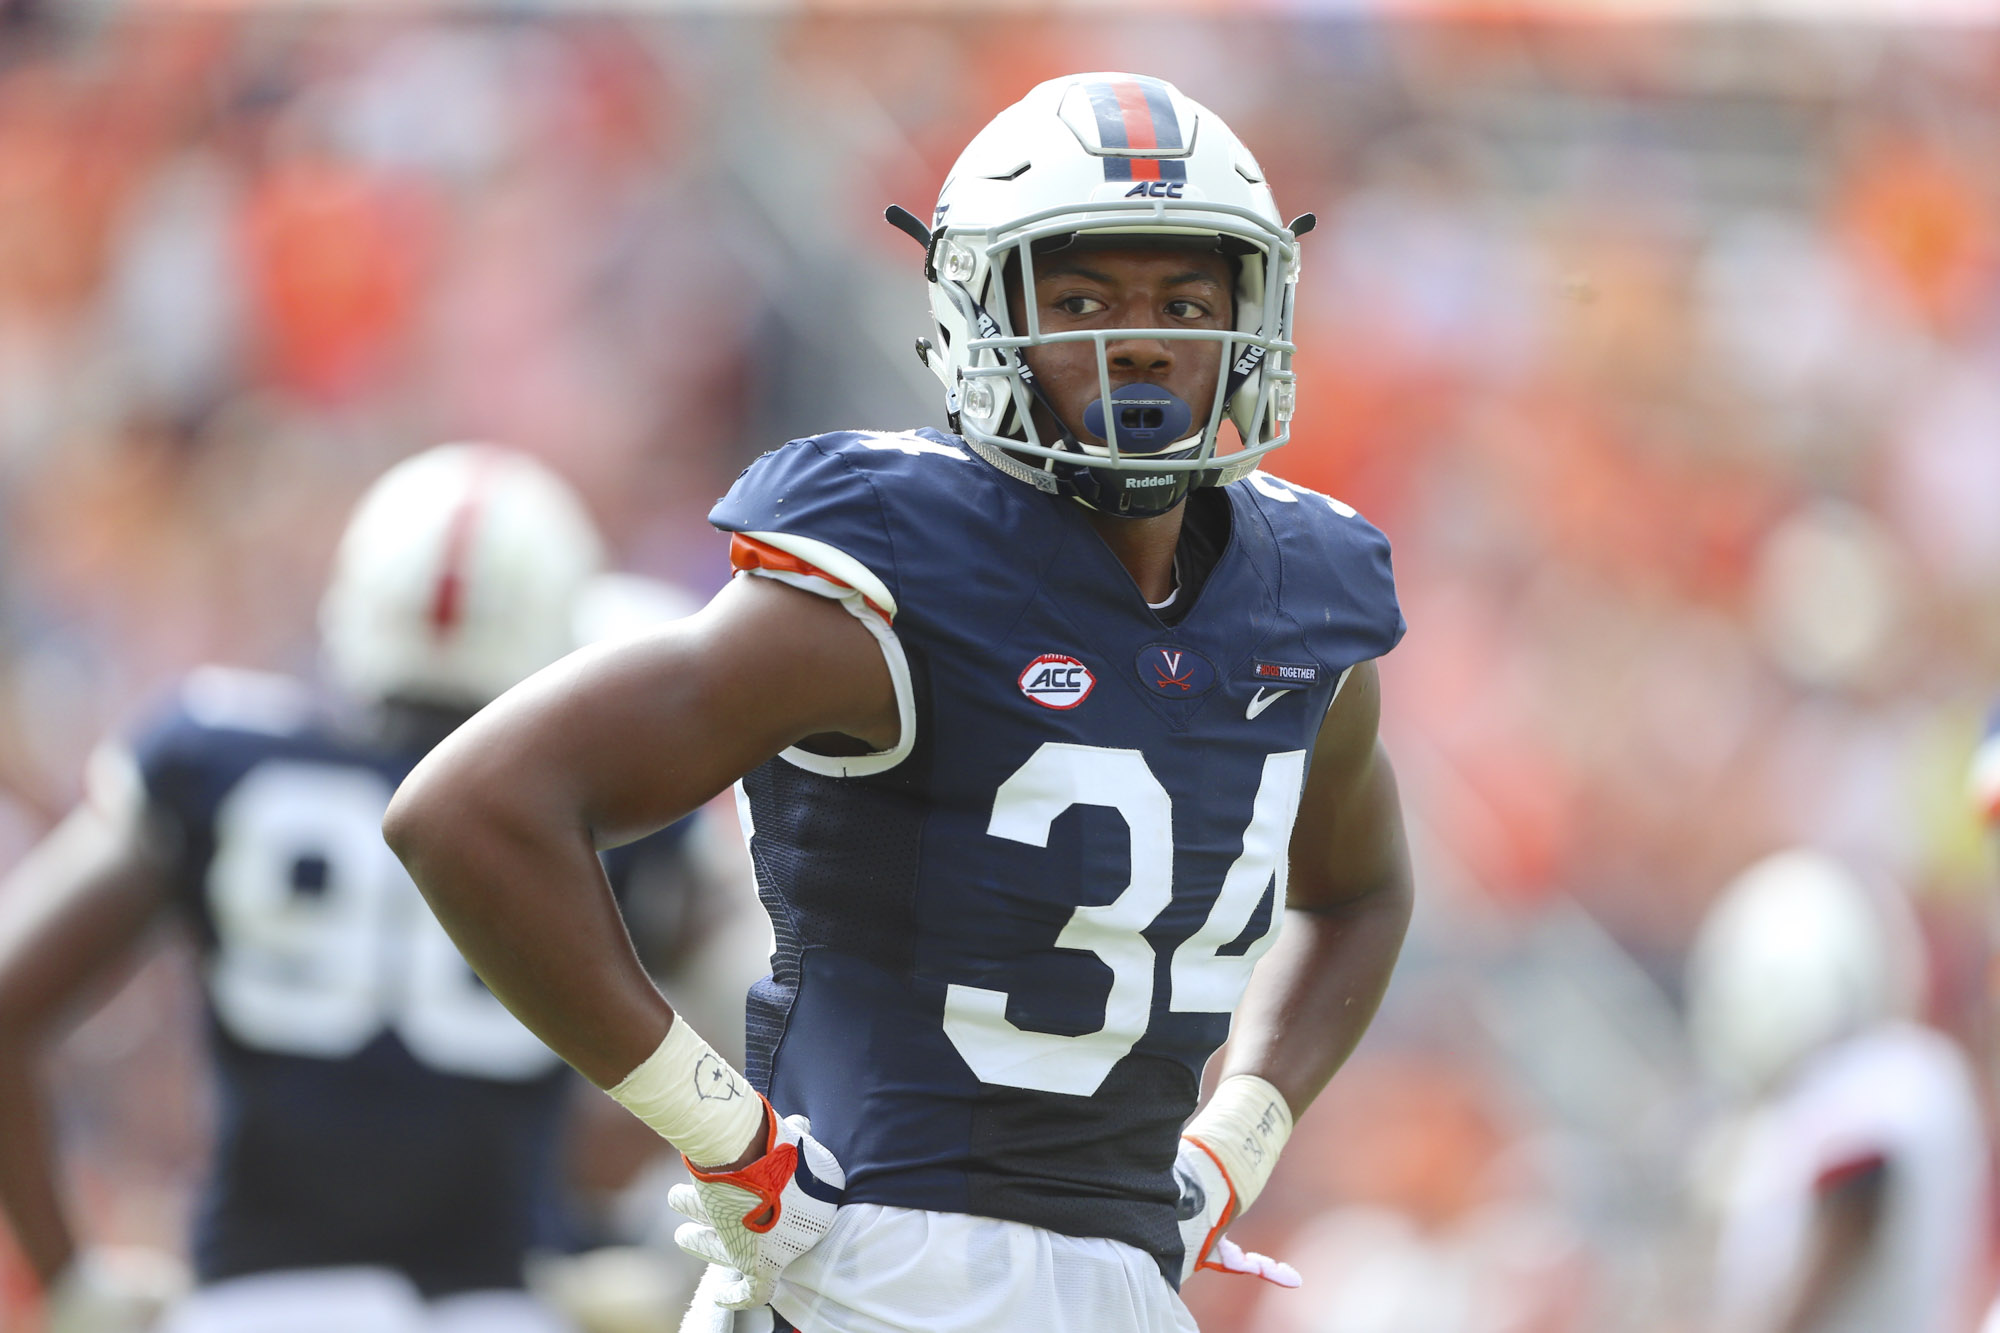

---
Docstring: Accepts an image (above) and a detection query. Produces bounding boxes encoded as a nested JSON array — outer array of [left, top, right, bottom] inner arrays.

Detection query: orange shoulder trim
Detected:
[[729, 533, 892, 623]]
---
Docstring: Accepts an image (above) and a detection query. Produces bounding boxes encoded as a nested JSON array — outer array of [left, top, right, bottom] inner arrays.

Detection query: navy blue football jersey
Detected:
[[709, 428, 1404, 1282], [128, 668, 686, 1296]]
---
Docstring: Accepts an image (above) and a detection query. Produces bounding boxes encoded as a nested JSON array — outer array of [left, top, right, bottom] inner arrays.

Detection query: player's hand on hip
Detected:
[[668, 1102, 844, 1309], [1175, 1136, 1301, 1289], [679, 1263, 777, 1333], [44, 1247, 189, 1333]]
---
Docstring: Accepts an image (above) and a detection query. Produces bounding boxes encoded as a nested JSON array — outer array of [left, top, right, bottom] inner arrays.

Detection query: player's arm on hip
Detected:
[[383, 573, 898, 1091], [1218, 659, 1413, 1118], [0, 750, 172, 1286]]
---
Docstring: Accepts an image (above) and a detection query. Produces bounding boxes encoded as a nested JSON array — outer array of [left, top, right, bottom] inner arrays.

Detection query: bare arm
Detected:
[[0, 781, 169, 1285], [383, 575, 897, 1090], [1220, 660, 1413, 1117]]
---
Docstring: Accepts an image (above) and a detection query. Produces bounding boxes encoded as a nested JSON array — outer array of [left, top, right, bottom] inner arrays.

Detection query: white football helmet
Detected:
[[1686, 849, 1921, 1094], [320, 444, 604, 708], [899, 73, 1306, 518]]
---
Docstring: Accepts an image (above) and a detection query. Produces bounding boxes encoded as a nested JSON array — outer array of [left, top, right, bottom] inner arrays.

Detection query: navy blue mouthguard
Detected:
[[1082, 384, 1194, 453]]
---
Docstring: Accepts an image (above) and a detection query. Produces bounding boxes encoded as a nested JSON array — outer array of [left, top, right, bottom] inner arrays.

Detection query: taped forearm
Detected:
[[1183, 1073, 1293, 1216], [605, 1014, 767, 1169]]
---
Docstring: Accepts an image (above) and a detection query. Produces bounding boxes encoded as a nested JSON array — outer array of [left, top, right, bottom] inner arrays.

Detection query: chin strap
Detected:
[[959, 434, 1061, 495]]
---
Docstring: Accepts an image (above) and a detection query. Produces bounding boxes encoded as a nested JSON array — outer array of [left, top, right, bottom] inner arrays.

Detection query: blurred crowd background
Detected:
[[3, 8, 1999, 1332]]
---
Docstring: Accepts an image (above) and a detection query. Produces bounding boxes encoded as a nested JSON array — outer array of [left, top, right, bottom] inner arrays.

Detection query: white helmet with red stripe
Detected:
[[320, 444, 604, 708], [1686, 849, 1923, 1094], [899, 72, 1307, 518]]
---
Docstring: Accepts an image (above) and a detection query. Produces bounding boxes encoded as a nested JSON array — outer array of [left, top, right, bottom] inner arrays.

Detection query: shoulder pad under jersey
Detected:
[[709, 428, 1006, 615], [1234, 471, 1405, 665]]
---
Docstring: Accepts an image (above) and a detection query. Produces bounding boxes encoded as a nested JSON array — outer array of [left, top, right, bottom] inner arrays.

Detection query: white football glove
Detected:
[[1175, 1137, 1301, 1289], [668, 1102, 844, 1310], [45, 1247, 188, 1333], [678, 1263, 776, 1333]]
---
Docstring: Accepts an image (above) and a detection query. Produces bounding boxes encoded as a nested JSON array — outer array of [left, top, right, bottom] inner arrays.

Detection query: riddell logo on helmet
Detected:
[[1019, 654, 1094, 709], [1124, 181, 1185, 199]]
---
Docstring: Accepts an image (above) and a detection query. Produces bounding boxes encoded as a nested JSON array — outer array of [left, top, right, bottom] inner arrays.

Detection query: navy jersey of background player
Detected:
[[129, 667, 686, 1297], [709, 428, 1403, 1282]]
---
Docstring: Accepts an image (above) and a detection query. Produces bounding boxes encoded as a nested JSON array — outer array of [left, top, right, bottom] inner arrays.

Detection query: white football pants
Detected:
[[769, 1203, 1201, 1333]]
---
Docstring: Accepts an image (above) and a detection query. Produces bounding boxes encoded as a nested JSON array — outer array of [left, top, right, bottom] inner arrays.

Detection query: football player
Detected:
[[386, 73, 1414, 1333], [1687, 850, 1989, 1333], [0, 445, 706, 1333]]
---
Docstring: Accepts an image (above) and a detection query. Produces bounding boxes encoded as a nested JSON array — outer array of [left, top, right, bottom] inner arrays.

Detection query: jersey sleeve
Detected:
[[123, 695, 222, 906], [129, 696, 214, 831], [1321, 507, 1406, 664], [1247, 473, 1406, 667], [709, 435, 904, 622], [125, 668, 321, 899], [708, 433, 927, 777]]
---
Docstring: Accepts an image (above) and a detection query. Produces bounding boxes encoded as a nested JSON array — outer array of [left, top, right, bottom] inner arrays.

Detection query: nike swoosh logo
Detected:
[[1246, 688, 1288, 720]]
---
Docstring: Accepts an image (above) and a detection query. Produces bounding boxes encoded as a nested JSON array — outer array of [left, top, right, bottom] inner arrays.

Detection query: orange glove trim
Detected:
[[683, 1100, 795, 1234], [1184, 1134, 1243, 1277]]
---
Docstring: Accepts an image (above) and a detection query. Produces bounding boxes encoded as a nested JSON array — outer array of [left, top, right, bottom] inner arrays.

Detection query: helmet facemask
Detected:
[[936, 206, 1298, 518]]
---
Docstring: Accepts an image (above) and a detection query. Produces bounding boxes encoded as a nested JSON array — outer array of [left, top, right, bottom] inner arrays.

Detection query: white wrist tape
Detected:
[[606, 1016, 767, 1169], [1183, 1074, 1294, 1215]]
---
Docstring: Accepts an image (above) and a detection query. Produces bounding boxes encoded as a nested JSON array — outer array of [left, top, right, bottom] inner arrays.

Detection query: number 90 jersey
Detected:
[[127, 670, 649, 1297], [709, 428, 1404, 1282]]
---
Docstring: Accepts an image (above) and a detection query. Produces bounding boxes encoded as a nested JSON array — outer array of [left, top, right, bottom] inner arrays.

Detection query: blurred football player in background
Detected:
[[0, 444, 749, 1333], [1686, 849, 1989, 1333]]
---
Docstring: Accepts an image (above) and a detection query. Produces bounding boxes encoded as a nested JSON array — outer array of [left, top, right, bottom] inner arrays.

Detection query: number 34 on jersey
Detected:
[[943, 742, 1305, 1097]]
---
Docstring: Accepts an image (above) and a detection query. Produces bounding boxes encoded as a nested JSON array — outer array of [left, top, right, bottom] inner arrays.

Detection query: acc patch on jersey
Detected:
[[1136, 644, 1216, 697], [1019, 654, 1094, 709]]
